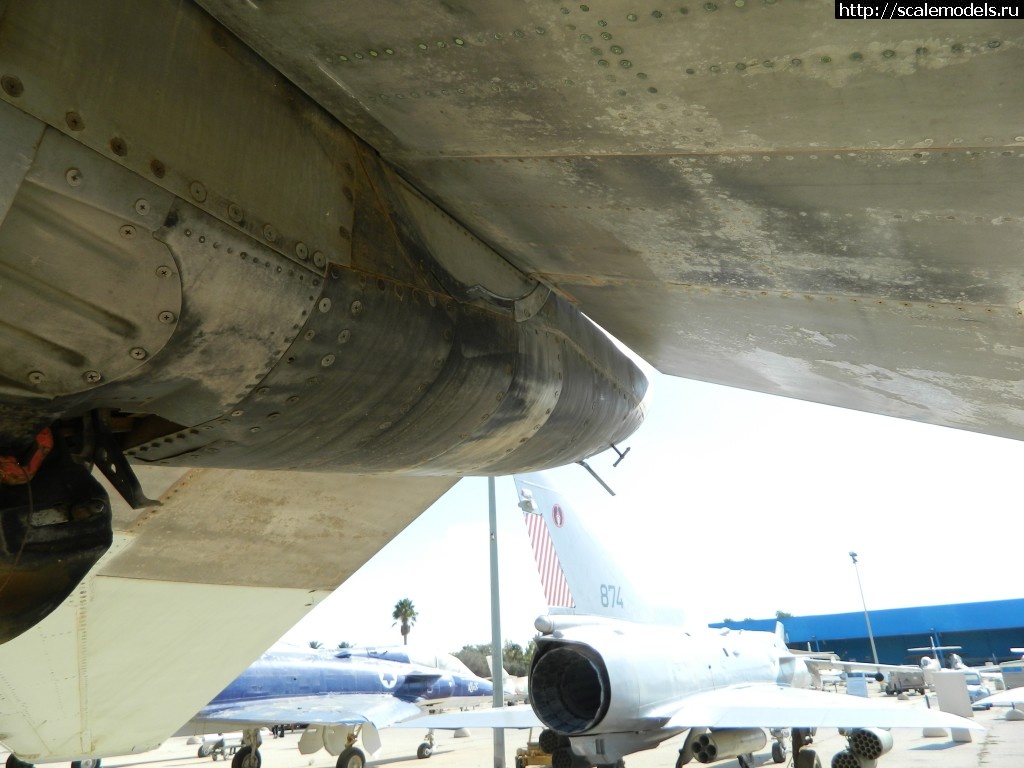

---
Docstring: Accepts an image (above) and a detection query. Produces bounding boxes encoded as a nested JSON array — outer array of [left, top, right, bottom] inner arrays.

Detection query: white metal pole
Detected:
[[489, 477, 506, 768]]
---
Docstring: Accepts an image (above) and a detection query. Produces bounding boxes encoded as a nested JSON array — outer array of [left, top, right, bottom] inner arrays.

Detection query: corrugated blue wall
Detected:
[[711, 599, 1024, 665]]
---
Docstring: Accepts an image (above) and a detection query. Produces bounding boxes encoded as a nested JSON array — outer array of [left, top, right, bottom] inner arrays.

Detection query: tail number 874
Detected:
[[600, 584, 624, 609]]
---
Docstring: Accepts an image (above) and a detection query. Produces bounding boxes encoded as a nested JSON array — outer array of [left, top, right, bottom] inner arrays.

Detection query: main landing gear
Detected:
[[232, 728, 262, 768], [792, 728, 821, 768], [334, 729, 366, 768], [769, 729, 787, 764], [416, 729, 435, 759]]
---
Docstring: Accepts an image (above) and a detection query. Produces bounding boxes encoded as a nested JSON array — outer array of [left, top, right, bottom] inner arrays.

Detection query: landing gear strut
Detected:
[[417, 729, 434, 759], [792, 728, 820, 768], [769, 729, 787, 764], [336, 728, 366, 768], [232, 728, 262, 768]]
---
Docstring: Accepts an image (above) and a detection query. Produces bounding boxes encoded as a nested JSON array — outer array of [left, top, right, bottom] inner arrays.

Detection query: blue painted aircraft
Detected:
[[185, 645, 492, 768]]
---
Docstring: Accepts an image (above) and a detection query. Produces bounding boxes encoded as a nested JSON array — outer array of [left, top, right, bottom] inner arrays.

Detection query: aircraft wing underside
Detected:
[[0, 469, 454, 763], [194, 0, 1024, 441]]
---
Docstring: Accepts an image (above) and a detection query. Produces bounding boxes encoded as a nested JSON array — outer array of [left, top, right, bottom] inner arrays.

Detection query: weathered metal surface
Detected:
[[0, 1, 648, 756], [0, 0, 354, 271], [0, 125, 181, 401], [195, 0, 1024, 440], [0, 0, 646, 471]]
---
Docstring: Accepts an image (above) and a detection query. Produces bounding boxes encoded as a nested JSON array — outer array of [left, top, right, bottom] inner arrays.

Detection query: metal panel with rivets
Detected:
[[0, 0, 648, 652], [193, 0, 1024, 441]]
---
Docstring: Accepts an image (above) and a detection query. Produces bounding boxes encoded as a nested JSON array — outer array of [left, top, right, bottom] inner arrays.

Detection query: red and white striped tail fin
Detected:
[[522, 507, 574, 610], [515, 472, 684, 625]]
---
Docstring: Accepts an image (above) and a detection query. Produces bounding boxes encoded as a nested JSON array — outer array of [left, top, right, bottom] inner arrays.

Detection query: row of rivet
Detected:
[[24, 171, 179, 388], [1, 73, 342, 268], [325, 0, 785, 65], [357, 41, 1005, 102]]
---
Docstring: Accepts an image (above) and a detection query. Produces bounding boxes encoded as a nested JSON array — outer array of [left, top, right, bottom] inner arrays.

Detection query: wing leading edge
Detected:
[[397, 685, 981, 734], [194, 693, 423, 732], [664, 684, 982, 731]]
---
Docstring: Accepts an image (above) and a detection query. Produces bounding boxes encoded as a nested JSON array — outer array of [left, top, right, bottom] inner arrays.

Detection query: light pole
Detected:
[[488, 477, 505, 768], [849, 552, 879, 664]]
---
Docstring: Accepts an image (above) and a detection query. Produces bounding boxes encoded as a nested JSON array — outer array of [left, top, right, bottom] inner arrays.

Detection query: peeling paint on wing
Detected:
[[827, 361, 978, 422], [796, 328, 836, 349]]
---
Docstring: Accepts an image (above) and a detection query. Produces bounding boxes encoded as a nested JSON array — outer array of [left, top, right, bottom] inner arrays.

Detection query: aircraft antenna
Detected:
[[576, 460, 615, 496], [610, 443, 631, 467]]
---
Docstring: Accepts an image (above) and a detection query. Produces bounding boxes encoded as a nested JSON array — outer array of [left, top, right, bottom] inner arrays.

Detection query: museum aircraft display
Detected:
[[0, 1, 1017, 766], [180, 646, 491, 768], [407, 474, 982, 768]]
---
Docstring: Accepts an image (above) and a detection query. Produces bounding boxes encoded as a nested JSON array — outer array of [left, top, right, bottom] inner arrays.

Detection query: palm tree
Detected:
[[392, 598, 418, 645], [309, 640, 323, 649]]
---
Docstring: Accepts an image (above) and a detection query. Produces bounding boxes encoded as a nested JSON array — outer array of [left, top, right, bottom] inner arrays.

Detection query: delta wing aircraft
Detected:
[[407, 474, 981, 768], [179, 646, 492, 768], [0, 1, 1018, 766]]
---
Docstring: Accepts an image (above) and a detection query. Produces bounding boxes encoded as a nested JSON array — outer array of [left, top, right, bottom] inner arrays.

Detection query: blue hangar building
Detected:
[[712, 598, 1024, 666]]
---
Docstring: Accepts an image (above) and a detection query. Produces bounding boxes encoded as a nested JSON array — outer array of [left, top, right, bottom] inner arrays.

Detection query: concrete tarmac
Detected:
[[5, 689, 1024, 768]]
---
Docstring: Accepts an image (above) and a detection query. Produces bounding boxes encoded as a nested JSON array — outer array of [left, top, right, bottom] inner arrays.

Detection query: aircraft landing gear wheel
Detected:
[[417, 743, 433, 759], [336, 747, 365, 768], [198, 745, 213, 758], [72, 760, 101, 768], [794, 749, 821, 768], [7, 755, 34, 768], [232, 747, 261, 768], [737, 753, 754, 768], [771, 742, 786, 764]]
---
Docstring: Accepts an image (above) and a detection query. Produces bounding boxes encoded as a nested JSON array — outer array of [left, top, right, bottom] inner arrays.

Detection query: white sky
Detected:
[[279, 370, 1024, 653]]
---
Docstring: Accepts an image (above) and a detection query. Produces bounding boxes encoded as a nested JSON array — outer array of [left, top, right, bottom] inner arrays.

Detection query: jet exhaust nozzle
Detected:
[[530, 644, 609, 734]]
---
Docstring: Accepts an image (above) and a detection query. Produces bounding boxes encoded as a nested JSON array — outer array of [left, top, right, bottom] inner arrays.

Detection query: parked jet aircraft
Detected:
[[183, 646, 491, 768], [0, 2, 1018, 766], [486, 656, 528, 705], [407, 474, 981, 768]]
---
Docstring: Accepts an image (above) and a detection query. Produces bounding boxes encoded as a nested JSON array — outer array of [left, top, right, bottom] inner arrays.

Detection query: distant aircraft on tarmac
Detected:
[[183, 646, 492, 768], [486, 656, 528, 705], [407, 473, 982, 768]]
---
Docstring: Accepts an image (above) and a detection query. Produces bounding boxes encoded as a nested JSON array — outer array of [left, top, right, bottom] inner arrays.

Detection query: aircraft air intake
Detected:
[[529, 644, 609, 734]]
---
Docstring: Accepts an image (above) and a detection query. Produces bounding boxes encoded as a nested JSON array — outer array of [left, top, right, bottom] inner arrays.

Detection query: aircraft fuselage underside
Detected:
[[0, 0, 647, 643]]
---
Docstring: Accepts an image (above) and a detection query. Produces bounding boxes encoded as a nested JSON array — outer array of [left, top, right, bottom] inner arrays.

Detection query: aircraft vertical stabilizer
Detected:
[[514, 472, 683, 626]]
